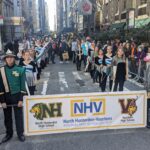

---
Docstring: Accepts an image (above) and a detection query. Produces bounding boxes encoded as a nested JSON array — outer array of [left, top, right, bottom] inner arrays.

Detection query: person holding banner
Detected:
[[0, 50, 26, 143], [111, 48, 128, 91]]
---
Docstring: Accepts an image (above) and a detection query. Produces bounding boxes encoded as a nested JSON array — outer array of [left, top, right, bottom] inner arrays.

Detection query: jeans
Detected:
[[83, 55, 87, 67]]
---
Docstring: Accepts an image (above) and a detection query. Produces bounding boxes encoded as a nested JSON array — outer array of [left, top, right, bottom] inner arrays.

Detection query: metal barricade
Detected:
[[128, 58, 146, 83], [123, 58, 150, 127], [146, 63, 150, 127]]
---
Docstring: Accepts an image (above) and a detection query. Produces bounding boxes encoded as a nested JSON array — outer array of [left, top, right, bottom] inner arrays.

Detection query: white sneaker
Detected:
[[60, 61, 63, 64]]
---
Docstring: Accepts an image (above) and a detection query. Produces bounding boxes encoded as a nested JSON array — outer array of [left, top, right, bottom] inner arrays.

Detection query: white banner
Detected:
[[79, 0, 92, 15], [24, 91, 147, 136]]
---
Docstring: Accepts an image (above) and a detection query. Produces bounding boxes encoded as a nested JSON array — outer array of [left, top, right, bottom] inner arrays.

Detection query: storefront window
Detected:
[[140, 0, 147, 5]]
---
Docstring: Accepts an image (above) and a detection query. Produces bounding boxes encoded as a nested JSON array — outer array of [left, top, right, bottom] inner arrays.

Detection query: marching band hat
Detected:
[[3, 49, 16, 59]]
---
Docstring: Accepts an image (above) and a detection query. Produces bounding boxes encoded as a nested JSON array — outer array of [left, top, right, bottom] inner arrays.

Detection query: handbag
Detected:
[[62, 51, 69, 60]]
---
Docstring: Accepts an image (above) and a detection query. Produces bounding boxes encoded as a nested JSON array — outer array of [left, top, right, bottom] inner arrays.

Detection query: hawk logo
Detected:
[[30, 103, 62, 120], [119, 98, 137, 117]]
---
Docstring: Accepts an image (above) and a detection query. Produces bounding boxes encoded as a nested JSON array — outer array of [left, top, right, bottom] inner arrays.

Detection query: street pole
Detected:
[[93, 0, 96, 33], [88, 15, 90, 36]]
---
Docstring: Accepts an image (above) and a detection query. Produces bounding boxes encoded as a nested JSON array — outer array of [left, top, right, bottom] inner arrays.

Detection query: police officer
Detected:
[[0, 50, 26, 143]]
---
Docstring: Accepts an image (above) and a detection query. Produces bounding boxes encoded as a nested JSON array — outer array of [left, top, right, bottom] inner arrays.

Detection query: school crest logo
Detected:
[[119, 98, 137, 117], [30, 103, 62, 120], [12, 71, 19, 77]]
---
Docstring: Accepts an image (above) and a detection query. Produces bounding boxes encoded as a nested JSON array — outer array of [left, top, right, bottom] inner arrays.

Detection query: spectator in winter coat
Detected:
[[136, 46, 146, 61]]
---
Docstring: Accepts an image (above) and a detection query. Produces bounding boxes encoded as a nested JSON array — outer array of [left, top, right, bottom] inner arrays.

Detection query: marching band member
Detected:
[[101, 46, 114, 92], [111, 48, 128, 91], [94, 49, 104, 86], [19, 50, 37, 95], [0, 50, 26, 143]]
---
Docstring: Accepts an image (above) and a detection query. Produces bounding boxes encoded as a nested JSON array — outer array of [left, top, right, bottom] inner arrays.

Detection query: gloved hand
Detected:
[[1, 103, 7, 109]]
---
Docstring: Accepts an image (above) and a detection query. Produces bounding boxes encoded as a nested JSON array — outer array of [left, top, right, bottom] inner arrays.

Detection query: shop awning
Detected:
[[135, 18, 150, 28], [109, 22, 126, 30]]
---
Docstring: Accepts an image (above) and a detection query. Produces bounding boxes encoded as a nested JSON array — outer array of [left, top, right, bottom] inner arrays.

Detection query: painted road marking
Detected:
[[84, 72, 90, 76], [72, 72, 82, 80], [124, 87, 129, 91], [41, 81, 48, 95], [73, 72, 85, 87], [58, 72, 68, 92], [41, 72, 50, 95]]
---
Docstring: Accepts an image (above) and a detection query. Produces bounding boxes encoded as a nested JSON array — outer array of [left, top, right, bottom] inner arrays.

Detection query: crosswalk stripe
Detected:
[[58, 72, 68, 92], [72, 71, 82, 80], [124, 87, 130, 91], [41, 72, 50, 95], [40, 71, 137, 94], [41, 80, 48, 95], [84, 72, 90, 76]]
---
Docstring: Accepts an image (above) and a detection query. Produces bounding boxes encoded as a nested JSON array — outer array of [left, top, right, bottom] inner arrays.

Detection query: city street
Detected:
[[0, 0, 149, 149], [0, 57, 149, 150]]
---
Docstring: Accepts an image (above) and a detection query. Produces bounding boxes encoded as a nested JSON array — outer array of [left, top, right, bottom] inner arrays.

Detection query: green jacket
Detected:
[[0, 64, 26, 103], [0, 71, 5, 103]]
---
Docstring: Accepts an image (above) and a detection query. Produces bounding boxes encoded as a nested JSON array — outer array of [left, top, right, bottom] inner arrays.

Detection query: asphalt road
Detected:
[[0, 57, 149, 150]]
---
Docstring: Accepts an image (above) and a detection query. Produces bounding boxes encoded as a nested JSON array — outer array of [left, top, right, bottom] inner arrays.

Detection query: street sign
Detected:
[[127, 9, 135, 29], [4, 17, 25, 26], [79, 0, 92, 15]]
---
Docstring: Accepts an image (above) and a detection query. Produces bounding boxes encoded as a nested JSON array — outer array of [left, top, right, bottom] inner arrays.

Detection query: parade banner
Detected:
[[24, 91, 147, 136]]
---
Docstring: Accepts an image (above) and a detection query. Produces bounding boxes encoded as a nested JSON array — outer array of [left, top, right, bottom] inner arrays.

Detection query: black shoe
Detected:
[[18, 135, 25, 142], [1, 134, 13, 143]]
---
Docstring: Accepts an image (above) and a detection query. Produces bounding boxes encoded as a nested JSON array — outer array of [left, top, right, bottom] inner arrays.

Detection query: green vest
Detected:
[[4, 64, 26, 95]]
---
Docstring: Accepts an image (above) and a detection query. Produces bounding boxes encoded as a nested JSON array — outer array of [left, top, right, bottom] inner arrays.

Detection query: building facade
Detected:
[[13, 0, 24, 39], [56, 0, 97, 35], [22, 0, 33, 37], [22, 0, 47, 36], [2, 0, 14, 42], [38, 0, 46, 34], [45, 1, 50, 33], [101, 0, 150, 29], [56, 0, 63, 33], [32, 0, 40, 33]]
